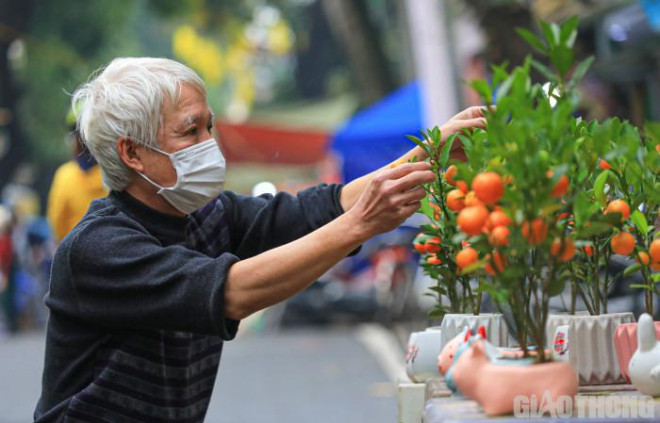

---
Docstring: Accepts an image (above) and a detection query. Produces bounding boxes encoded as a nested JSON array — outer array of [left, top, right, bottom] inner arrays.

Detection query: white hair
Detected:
[[72, 57, 206, 191]]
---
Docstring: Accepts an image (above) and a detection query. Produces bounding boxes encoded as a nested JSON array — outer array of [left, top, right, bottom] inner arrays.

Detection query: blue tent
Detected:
[[331, 82, 423, 182]]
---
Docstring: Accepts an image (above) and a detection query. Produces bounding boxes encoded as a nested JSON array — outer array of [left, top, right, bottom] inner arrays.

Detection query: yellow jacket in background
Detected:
[[47, 161, 107, 242]]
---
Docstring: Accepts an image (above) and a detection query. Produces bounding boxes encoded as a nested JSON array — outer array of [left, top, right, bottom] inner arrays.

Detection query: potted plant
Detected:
[[459, 14, 658, 386], [405, 130, 509, 383], [543, 116, 652, 385], [410, 127, 510, 350], [610, 121, 660, 382], [543, 80, 659, 385], [411, 15, 659, 397], [411, 16, 604, 413]]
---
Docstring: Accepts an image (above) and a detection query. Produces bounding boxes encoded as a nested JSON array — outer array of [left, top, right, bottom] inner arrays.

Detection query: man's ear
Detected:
[[116, 137, 144, 173]]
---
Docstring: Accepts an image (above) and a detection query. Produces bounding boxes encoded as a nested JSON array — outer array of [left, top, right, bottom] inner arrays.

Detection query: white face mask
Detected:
[[138, 138, 226, 215]]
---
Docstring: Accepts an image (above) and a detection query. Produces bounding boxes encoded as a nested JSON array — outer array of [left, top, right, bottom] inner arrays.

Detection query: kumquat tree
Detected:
[[410, 16, 660, 362]]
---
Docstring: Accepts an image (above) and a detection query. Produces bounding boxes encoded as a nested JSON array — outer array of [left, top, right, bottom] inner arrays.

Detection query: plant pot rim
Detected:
[[549, 312, 635, 320], [616, 320, 660, 327], [442, 312, 502, 318]]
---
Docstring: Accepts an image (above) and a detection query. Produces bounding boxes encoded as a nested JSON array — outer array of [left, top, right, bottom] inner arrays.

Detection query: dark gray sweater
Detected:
[[35, 185, 347, 422]]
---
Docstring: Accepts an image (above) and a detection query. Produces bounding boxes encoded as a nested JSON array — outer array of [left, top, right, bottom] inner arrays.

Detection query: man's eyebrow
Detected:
[[179, 111, 215, 128]]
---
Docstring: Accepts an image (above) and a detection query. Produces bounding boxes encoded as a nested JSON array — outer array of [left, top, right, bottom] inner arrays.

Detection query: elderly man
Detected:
[[34, 57, 485, 422]]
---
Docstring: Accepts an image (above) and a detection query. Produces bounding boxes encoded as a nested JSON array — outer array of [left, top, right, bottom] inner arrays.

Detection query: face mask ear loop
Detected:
[[137, 171, 166, 193], [132, 139, 180, 191]]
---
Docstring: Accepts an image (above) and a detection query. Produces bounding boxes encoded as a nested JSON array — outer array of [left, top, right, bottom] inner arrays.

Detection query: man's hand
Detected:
[[437, 106, 488, 161], [340, 106, 488, 212], [441, 106, 489, 135], [345, 161, 435, 241]]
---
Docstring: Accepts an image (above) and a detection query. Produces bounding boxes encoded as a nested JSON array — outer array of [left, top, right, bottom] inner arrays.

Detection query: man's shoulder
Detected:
[[60, 196, 145, 250]]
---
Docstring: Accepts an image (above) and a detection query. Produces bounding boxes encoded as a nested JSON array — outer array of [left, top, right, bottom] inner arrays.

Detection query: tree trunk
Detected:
[[0, 0, 33, 188], [321, 0, 395, 106]]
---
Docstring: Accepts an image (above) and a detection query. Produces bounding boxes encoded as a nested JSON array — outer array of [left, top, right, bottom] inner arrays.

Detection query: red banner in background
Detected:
[[216, 120, 329, 165]]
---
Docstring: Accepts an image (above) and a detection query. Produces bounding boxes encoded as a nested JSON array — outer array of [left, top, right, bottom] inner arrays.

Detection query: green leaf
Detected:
[[440, 133, 456, 168], [407, 135, 430, 155], [461, 261, 482, 275], [623, 264, 641, 278], [418, 196, 435, 221], [630, 210, 650, 238], [547, 277, 567, 296], [490, 63, 509, 87], [516, 28, 547, 54], [560, 16, 579, 47], [428, 286, 446, 294], [568, 56, 594, 91], [594, 170, 612, 207], [531, 60, 557, 83], [549, 46, 574, 76], [469, 79, 493, 103], [428, 308, 445, 318], [592, 211, 623, 226], [540, 21, 559, 47], [575, 222, 612, 238], [458, 134, 473, 152], [452, 232, 467, 244], [644, 121, 660, 141], [496, 75, 515, 101], [431, 126, 441, 142], [629, 283, 653, 291], [574, 190, 592, 227], [576, 165, 589, 184]]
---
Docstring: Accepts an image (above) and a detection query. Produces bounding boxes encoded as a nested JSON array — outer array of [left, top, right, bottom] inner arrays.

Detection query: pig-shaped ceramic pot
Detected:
[[451, 340, 579, 415], [437, 326, 485, 376], [438, 325, 526, 394]]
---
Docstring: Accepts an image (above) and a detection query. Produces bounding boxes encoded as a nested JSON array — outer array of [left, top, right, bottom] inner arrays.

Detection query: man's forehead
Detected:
[[161, 84, 212, 126]]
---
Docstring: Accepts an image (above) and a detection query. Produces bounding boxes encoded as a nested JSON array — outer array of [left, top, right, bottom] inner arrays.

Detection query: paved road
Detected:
[[0, 325, 403, 423]]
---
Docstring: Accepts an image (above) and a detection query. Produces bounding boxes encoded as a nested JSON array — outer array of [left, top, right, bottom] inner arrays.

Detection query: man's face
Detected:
[[139, 84, 216, 187]]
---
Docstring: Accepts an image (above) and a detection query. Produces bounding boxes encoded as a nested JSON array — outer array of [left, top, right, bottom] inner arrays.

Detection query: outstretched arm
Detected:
[[339, 106, 487, 212]]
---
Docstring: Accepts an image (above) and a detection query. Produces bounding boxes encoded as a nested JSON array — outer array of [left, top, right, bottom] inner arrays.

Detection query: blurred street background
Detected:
[[0, 0, 659, 422], [0, 324, 406, 423]]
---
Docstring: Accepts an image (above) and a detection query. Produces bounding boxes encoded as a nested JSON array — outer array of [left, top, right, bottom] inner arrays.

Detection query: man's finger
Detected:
[[390, 186, 427, 206], [380, 161, 431, 180], [453, 106, 483, 120], [444, 117, 487, 135], [386, 169, 436, 193], [453, 105, 495, 120], [399, 201, 422, 218]]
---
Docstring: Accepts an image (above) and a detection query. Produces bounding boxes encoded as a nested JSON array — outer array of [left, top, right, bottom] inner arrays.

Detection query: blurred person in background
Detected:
[[1, 168, 53, 333], [47, 106, 107, 243], [0, 205, 15, 333], [0, 206, 11, 285], [34, 57, 485, 422]]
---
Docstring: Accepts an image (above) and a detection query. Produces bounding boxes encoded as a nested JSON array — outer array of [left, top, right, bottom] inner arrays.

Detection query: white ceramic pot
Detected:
[[405, 327, 443, 383], [439, 313, 510, 348], [546, 312, 635, 385]]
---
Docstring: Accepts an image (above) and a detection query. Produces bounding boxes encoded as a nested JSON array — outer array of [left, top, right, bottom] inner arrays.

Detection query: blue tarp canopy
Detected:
[[331, 82, 423, 182]]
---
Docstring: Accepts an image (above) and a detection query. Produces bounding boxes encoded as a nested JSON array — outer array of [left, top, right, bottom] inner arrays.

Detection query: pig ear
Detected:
[[477, 326, 487, 339], [472, 341, 486, 357], [463, 328, 473, 342]]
